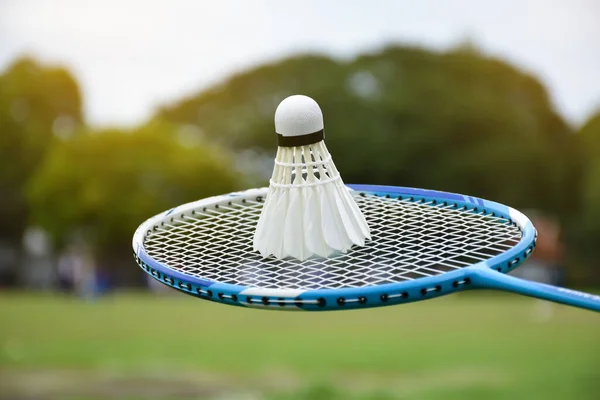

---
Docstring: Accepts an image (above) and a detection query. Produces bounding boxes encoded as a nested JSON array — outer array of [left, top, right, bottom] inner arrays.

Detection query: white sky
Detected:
[[1, 0, 599, 128]]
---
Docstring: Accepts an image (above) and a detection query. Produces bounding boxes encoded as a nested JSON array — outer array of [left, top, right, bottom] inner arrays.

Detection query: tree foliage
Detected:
[[27, 121, 247, 255], [0, 57, 83, 243], [576, 111, 600, 256]]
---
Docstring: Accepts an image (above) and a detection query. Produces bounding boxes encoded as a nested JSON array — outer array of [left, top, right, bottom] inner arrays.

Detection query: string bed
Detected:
[[143, 193, 522, 290]]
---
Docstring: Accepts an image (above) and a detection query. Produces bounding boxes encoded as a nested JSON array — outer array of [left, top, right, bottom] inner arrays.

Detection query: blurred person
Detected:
[[58, 239, 102, 300], [57, 250, 75, 292], [72, 245, 97, 300]]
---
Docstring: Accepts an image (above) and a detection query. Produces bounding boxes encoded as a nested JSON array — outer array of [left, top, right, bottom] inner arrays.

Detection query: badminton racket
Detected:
[[133, 185, 600, 312]]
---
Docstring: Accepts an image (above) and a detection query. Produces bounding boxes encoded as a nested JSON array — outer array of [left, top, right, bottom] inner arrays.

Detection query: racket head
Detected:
[[133, 185, 537, 311]]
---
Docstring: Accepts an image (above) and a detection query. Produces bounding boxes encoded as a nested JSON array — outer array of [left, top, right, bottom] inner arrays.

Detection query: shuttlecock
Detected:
[[253, 94, 371, 261]]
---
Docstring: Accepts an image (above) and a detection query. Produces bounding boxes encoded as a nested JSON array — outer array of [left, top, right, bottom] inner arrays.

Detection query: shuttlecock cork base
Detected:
[[253, 95, 371, 261]]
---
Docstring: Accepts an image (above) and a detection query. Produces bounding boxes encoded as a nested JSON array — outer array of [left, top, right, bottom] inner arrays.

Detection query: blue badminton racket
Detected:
[[132, 185, 600, 312]]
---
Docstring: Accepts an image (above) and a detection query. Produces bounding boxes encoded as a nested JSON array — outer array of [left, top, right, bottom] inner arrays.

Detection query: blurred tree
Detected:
[[0, 57, 83, 246], [156, 45, 580, 220], [157, 55, 343, 150], [27, 120, 247, 284], [575, 111, 600, 270]]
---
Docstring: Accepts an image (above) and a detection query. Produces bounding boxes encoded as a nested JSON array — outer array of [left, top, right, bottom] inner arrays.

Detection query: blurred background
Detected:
[[0, 1, 599, 399]]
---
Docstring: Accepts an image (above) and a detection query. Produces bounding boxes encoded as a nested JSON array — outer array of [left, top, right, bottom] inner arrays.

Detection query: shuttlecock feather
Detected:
[[253, 94, 371, 261]]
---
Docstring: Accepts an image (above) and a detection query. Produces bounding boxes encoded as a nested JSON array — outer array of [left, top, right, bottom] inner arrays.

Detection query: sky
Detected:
[[1, 0, 599, 128]]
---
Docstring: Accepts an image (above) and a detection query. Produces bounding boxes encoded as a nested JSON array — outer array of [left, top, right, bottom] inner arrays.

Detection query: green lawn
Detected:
[[0, 291, 598, 400]]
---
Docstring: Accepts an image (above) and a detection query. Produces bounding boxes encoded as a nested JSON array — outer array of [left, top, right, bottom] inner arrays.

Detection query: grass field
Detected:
[[0, 291, 599, 400]]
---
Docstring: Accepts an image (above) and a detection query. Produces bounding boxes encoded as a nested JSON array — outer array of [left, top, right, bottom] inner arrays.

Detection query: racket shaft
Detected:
[[471, 267, 600, 312]]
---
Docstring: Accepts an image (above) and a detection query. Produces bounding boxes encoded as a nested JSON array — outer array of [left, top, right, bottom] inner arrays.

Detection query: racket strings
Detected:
[[143, 194, 522, 290]]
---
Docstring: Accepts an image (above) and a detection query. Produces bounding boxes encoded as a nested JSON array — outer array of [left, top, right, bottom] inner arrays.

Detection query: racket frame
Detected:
[[132, 185, 543, 311]]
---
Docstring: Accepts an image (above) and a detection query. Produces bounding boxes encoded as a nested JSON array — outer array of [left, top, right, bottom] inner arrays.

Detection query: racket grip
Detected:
[[471, 267, 600, 312]]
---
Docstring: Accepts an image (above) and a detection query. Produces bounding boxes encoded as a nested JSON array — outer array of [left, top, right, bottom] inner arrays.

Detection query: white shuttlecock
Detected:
[[253, 94, 371, 261]]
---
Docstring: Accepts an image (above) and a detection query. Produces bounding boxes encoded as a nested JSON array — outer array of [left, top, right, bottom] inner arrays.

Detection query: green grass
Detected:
[[0, 291, 599, 399]]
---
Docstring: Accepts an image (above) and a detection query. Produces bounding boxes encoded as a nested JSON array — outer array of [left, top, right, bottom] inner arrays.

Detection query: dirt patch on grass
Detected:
[[0, 369, 249, 400], [0, 366, 509, 400]]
